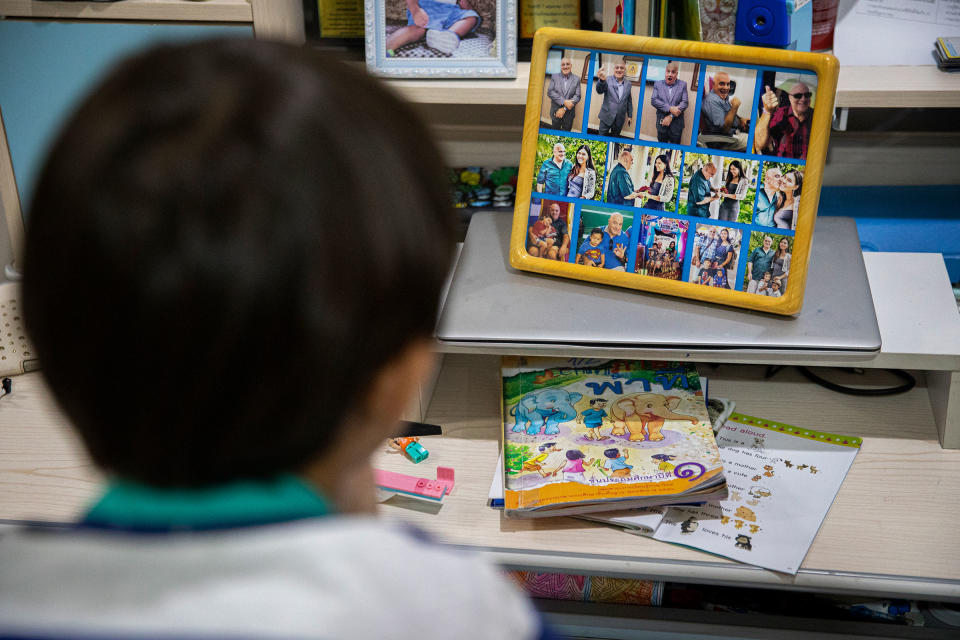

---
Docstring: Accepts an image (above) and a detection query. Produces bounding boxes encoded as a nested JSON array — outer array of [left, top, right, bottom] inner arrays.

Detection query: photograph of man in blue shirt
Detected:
[[536, 143, 573, 196]]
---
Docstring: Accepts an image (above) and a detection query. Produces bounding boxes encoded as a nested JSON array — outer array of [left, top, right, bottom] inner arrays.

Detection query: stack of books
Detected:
[[493, 357, 861, 575], [499, 357, 726, 517]]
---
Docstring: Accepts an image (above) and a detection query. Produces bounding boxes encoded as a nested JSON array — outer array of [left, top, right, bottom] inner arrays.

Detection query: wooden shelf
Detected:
[[387, 61, 960, 108], [0, 0, 253, 22], [837, 65, 960, 108]]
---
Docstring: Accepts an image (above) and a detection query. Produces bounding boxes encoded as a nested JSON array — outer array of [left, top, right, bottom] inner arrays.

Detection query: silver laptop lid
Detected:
[[437, 212, 880, 355]]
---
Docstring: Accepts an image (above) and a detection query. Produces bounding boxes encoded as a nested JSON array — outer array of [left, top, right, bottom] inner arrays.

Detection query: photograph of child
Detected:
[[744, 232, 793, 295], [689, 223, 742, 289], [588, 53, 643, 138], [754, 162, 803, 230], [540, 49, 591, 133], [638, 59, 698, 146], [636, 215, 688, 279], [526, 200, 572, 260], [384, 0, 495, 59], [632, 147, 682, 213], [534, 134, 606, 200], [753, 71, 817, 161], [697, 65, 757, 152], [716, 157, 758, 224], [577, 206, 635, 271]]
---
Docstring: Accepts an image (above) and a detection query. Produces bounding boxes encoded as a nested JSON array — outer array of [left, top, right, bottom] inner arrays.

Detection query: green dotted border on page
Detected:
[[728, 413, 862, 449]]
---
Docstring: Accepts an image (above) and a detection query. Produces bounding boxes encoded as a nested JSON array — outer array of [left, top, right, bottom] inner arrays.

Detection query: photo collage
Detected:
[[527, 47, 816, 296]]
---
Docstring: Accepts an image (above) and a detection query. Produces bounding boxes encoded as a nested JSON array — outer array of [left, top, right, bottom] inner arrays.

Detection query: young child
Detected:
[[698, 258, 716, 285], [577, 227, 606, 267], [0, 39, 544, 639], [562, 449, 595, 482], [767, 279, 783, 297], [529, 210, 557, 255], [756, 270, 773, 295], [386, 0, 481, 56], [603, 448, 633, 477], [521, 442, 564, 477], [577, 397, 609, 440]]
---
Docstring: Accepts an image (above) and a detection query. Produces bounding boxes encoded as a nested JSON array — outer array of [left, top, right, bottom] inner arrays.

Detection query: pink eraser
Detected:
[[374, 467, 455, 502]]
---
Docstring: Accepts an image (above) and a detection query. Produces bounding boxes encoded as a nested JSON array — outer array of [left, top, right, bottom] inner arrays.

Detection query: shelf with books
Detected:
[[0, 0, 305, 42], [386, 61, 960, 108], [0, 0, 253, 22]]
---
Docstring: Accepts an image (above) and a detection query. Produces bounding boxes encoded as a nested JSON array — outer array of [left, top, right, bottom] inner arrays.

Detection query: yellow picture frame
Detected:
[[510, 28, 838, 316]]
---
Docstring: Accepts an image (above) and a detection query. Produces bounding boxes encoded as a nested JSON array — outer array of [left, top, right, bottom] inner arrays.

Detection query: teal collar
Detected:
[[83, 474, 332, 531]]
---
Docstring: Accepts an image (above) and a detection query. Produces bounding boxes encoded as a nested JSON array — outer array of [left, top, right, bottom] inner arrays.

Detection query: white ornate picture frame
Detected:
[[365, 0, 517, 78]]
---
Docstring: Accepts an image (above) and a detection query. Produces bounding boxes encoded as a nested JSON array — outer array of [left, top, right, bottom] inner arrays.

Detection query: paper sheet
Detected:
[[834, 0, 960, 66]]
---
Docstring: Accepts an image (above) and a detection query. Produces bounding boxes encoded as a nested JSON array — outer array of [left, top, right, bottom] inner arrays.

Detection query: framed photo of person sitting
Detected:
[[508, 28, 837, 315]]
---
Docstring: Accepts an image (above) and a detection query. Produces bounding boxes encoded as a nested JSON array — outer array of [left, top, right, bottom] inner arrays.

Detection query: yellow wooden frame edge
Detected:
[[509, 28, 839, 316]]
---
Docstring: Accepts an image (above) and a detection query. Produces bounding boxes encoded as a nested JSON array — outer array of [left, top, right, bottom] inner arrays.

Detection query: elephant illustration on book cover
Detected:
[[511, 388, 583, 435], [609, 393, 699, 442]]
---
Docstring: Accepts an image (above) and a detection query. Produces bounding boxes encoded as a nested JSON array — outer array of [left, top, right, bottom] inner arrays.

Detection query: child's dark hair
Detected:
[[22, 39, 455, 487], [590, 227, 603, 237], [603, 448, 620, 458], [539, 442, 556, 452], [589, 398, 606, 406], [565, 449, 586, 460]]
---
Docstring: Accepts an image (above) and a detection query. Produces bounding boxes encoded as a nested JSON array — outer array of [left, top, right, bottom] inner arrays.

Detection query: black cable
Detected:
[[796, 367, 915, 396]]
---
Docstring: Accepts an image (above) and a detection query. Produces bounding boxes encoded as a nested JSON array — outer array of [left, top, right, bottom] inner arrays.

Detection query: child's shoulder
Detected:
[[0, 518, 543, 639]]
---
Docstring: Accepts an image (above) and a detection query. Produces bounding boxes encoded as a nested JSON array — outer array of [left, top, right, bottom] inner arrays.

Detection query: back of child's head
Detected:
[[565, 449, 585, 460], [539, 442, 556, 452], [603, 448, 619, 459], [22, 39, 455, 488]]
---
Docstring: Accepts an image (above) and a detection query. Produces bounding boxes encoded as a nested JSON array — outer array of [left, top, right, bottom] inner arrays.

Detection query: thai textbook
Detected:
[[581, 413, 861, 574], [501, 357, 727, 518]]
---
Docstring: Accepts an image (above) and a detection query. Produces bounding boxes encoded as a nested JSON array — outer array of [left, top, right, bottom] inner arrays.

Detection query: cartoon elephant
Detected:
[[608, 393, 698, 442], [511, 388, 582, 435]]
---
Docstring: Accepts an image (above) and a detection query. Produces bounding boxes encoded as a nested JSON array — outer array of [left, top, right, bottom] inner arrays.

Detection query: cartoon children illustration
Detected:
[[577, 398, 609, 440], [651, 453, 677, 473], [748, 486, 771, 499], [528, 210, 557, 257], [735, 534, 752, 550], [809, 466, 818, 474], [603, 447, 633, 477], [680, 516, 699, 533], [520, 442, 565, 478], [561, 449, 595, 483], [762, 464, 775, 478], [577, 227, 606, 267]]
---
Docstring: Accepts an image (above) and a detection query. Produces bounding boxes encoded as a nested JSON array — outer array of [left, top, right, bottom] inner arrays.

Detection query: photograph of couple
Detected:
[[575, 207, 634, 270], [636, 215, 688, 280], [744, 233, 793, 296], [533, 134, 606, 201], [603, 143, 681, 212], [753, 71, 817, 161], [525, 200, 572, 261], [755, 162, 803, 230], [540, 49, 591, 133], [680, 153, 758, 223], [688, 224, 742, 289]]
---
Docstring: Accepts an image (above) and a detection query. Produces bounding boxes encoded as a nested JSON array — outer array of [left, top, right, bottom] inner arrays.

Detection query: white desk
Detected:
[[1, 252, 959, 603]]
